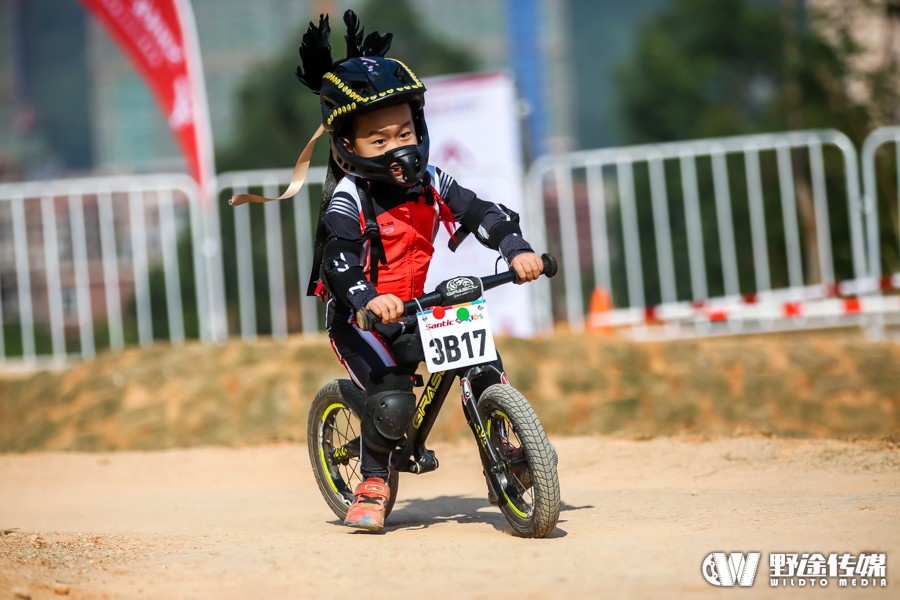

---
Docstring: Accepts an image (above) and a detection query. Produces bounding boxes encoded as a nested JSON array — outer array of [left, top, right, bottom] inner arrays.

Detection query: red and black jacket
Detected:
[[320, 166, 533, 315]]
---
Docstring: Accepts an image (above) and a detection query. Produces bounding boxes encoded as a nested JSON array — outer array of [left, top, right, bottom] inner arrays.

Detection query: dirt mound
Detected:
[[1, 331, 898, 452]]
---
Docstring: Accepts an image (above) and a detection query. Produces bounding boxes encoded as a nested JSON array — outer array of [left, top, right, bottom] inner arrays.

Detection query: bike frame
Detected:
[[390, 361, 510, 477]]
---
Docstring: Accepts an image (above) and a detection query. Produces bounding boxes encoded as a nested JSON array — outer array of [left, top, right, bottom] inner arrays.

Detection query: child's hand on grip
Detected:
[[366, 294, 405, 324], [510, 253, 544, 284]]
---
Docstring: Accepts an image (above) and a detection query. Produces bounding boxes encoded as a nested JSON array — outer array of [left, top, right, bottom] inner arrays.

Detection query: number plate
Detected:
[[417, 299, 498, 373]]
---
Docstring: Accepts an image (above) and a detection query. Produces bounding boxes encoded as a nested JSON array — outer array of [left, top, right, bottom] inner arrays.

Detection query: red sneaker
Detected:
[[344, 477, 390, 531]]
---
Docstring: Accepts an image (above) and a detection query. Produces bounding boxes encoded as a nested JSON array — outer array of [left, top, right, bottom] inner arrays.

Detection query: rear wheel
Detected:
[[307, 380, 399, 521], [477, 384, 560, 538]]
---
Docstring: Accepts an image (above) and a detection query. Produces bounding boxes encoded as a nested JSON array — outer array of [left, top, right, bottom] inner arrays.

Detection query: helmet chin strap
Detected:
[[229, 124, 326, 206]]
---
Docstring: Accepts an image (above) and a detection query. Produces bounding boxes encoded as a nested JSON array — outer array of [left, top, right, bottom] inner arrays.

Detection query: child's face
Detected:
[[344, 103, 416, 161]]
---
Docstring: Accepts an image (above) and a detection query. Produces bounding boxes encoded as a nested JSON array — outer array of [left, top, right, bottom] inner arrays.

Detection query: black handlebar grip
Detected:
[[355, 308, 379, 331], [541, 253, 559, 278]]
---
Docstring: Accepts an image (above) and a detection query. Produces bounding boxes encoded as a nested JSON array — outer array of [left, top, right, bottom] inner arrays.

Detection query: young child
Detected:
[[297, 12, 544, 531]]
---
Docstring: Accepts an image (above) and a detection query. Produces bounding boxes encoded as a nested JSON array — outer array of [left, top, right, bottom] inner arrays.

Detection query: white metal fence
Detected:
[[0, 174, 219, 365], [862, 126, 900, 282], [529, 128, 899, 338], [215, 168, 324, 339], [1, 127, 898, 365]]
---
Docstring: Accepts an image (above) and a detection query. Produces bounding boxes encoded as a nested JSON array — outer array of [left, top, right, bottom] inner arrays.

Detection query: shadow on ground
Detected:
[[377, 495, 592, 537]]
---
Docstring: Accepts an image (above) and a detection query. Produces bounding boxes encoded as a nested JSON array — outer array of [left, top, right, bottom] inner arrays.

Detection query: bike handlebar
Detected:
[[355, 253, 558, 331]]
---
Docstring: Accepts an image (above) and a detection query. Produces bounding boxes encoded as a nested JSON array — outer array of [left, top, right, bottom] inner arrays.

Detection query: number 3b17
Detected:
[[417, 301, 498, 373], [429, 329, 488, 365]]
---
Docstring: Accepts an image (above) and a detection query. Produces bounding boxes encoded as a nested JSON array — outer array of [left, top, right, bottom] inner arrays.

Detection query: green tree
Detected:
[[609, 0, 899, 305], [617, 0, 896, 143], [618, 0, 785, 143]]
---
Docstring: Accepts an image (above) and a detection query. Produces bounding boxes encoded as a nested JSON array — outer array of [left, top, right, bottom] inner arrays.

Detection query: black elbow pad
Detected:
[[488, 220, 523, 248], [320, 238, 372, 304], [322, 263, 371, 304]]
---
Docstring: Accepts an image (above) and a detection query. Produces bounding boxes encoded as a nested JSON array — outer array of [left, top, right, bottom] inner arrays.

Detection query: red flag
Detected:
[[79, 0, 215, 198]]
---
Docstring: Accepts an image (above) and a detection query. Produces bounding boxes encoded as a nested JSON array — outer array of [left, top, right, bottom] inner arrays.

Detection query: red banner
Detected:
[[79, 0, 214, 198]]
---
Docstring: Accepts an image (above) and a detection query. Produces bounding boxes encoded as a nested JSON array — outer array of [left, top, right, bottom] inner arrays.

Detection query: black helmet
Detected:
[[295, 11, 430, 187], [320, 56, 429, 186]]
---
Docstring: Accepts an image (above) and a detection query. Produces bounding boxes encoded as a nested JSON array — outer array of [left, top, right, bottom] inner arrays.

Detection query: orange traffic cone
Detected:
[[587, 287, 613, 334]]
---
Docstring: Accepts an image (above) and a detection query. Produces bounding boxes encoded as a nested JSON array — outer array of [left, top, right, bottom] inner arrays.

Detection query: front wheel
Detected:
[[477, 384, 560, 538], [307, 380, 400, 521]]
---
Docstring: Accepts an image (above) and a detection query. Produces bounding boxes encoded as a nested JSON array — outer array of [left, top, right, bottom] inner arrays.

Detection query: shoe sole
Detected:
[[343, 516, 384, 532]]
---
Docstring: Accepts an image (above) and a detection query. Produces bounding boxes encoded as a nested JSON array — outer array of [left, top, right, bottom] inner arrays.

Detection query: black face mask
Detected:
[[331, 110, 431, 187], [370, 145, 427, 186]]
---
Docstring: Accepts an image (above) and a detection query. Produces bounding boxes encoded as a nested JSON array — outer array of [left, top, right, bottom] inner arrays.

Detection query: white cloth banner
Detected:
[[422, 72, 533, 337]]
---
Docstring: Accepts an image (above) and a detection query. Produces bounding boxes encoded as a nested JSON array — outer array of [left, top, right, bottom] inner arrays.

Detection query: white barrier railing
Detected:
[[0, 174, 216, 365], [861, 126, 900, 281], [215, 168, 326, 339], [527, 129, 877, 336], [2, 126, 899, 366]]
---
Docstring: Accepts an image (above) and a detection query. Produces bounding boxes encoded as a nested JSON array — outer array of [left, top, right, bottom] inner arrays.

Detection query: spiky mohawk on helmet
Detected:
[[295, 11, 393, 93], [293, 9, 430, 188]]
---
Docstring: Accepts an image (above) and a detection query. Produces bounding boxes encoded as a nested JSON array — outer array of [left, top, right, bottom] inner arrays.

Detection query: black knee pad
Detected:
[[361, 370, 417, 452], [365, 389, 417, 442]]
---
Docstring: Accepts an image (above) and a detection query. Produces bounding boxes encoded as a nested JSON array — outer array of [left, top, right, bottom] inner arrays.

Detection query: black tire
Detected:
[[307, 380, 400, 521], [477, 384, 560, 538]]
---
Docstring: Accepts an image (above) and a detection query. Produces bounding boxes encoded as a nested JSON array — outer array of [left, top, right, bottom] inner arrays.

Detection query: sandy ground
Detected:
[[0, 436, 898, 599]]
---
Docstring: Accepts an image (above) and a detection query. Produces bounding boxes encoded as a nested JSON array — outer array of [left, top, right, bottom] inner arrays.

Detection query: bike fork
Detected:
[[459, 373, 507, 475]]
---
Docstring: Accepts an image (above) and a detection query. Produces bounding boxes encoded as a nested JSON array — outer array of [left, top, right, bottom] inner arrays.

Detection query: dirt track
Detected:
[[1, 435, 898, 599]]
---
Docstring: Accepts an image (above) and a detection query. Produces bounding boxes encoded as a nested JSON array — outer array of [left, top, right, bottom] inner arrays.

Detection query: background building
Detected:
[[3, 1, 895, 177], [1, 0, 93, 180]]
